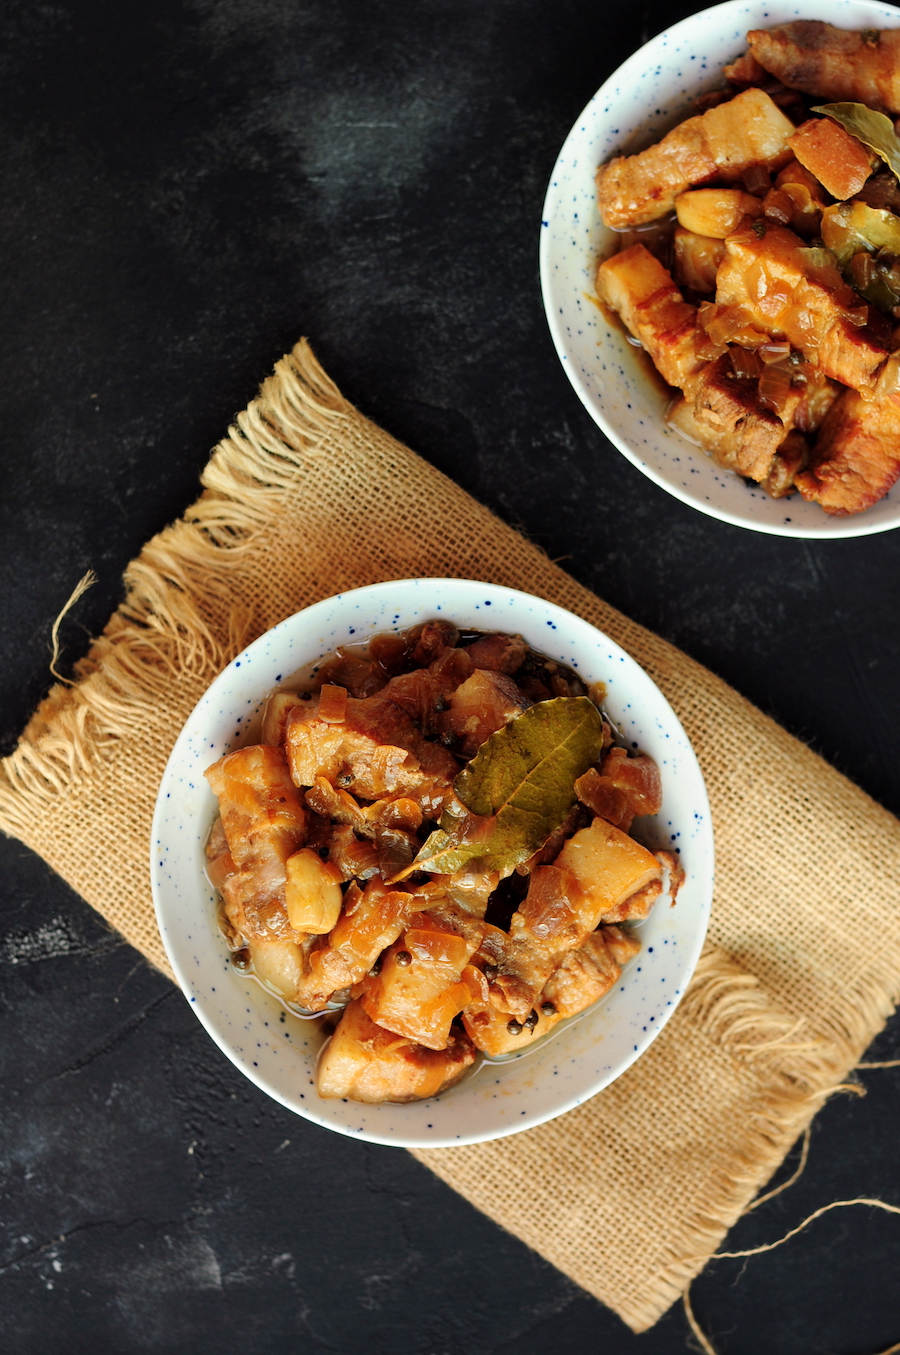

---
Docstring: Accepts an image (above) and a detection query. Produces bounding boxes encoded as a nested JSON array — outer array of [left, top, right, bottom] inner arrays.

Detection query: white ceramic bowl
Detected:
[[540, 0, 900, 538], [151, 580, 713, 1147]]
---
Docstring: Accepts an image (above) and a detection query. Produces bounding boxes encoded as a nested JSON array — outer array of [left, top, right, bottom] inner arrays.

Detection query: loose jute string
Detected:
[[48, 571, 97, 684], [683, 1062, 900, 1352], [2, 339, 900, 1332]]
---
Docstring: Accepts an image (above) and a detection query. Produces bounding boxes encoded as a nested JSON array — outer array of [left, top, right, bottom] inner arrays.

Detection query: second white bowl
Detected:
[[540, 0, 900, 538]]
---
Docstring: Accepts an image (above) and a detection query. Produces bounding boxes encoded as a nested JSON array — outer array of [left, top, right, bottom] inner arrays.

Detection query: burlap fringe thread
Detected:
[[1, 340, 899, 1332]]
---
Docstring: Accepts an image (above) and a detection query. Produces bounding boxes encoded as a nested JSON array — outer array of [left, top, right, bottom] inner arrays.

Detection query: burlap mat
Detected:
[[2, 340, 899, 1332]]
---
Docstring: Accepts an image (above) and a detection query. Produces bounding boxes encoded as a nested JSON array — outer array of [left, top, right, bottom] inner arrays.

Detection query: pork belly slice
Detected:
[[484, 825, 662, 1020], [359, 922, 485, 1051], [716, 222, 889, 390], [596, 89, 794, 230], [759, 429, 811, 499], [787, 117, 876, 202], [542, 925, 639, 1016], [553, 818, 662, 928], [747, 21, 900, 117], [204, 744, 308, 940], [463, 631, 527, 674], [575, 750, 663, 834], [317, 1000, 476, 1103], [666, 356, 799, 483], [205, 744, 307, 866], [596, 244, 718, 394], [599, 877, 663, 925], [285, 687, 458, 800], [293, 876, 424, 1012], [462, 925, 640, 1058], [795, 364, 900, 514], [437, 668, 530, 758]]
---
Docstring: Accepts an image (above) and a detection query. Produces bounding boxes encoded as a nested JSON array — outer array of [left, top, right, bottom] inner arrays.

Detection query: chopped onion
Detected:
[[758, 364, 793, 414], [798, 246, 839, 286], [763, 189, 794, 226], [743, 164, 771, 196], [318, 683, 349, 723], [730, 346, 761, 380], [701, 302, 756, 347], [849, 251, 876, 290], [876, 355, 900, 396], [758, 340, 792, 364], [789, 306, 819, 348]]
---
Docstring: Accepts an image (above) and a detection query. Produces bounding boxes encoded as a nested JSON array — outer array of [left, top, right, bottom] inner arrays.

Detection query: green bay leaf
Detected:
[[393, 696, 605, 880], [813, 103, 900, 180]]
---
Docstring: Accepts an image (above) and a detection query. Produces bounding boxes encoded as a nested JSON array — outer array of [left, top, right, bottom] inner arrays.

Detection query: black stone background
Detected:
[[1, 1, 899, 1350]]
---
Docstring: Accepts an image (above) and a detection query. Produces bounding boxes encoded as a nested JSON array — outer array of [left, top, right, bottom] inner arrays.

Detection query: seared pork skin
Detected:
[[715, 223, 889, 392], [747, 22, 900, 116], [597, 247, 807, 483], [597, 89, 794, 229], [204, 744, 307, 940], [596, 244, 718, 395], [795, 359, 900, 513]]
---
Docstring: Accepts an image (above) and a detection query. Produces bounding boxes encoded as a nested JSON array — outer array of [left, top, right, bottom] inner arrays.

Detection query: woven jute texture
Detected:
[[2, 340, 900, 1332]]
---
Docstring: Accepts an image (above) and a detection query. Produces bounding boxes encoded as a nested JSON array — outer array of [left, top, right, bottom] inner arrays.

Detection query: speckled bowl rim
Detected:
[[540, 0, 900, 538], [151, 579, 714, 1147]]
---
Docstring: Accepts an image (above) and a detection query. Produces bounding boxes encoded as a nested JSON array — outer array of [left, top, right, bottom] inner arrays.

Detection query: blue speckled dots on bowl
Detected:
[[151, 579, 714, 1147]]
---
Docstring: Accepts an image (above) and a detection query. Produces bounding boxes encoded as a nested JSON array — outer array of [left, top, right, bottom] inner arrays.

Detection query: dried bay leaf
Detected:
[[393, 696, 605, 879], [813, 103, 900, 180], [455, 696, 605, 815]]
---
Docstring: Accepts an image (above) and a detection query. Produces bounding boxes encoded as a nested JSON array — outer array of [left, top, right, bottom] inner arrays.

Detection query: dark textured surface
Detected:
[[1, 2, 899, 1350]]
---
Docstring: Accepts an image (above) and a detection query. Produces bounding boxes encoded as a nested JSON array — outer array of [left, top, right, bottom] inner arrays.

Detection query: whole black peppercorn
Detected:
[[396, 951, 412, 967], [507, 1019, 523, 1036], [231, 947, 252, 972], [524, 1009, 539, 1030], [540, 1001, 556, 1016]]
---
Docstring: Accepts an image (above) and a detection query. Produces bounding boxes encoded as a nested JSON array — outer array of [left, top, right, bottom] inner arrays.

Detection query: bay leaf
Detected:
[[392, 696, 605, 879], [813, 103, 900, 180]]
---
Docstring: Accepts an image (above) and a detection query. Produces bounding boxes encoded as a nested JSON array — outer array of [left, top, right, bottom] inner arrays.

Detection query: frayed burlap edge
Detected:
[[0, 344, 347, 835], [1, 339, 899, 1331], [414, 938, 893, 1331]]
